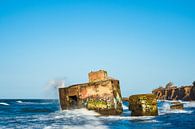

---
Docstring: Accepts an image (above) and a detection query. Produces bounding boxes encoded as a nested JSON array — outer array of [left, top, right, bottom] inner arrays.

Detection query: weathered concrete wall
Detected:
[[88, 70, 108, 82], [152, 84, 195, 101], [129, 94, 158, 116], [59, 71, 123, 115]]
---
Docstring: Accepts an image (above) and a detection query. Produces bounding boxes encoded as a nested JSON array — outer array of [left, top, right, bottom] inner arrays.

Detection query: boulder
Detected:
[[122, 97, 129, 102], [170, 102, 184, 110], [129, 94, 158, 116], [171, 101, 181, 105], [190, 86, 195, 100], [152, 82, 195, 101]]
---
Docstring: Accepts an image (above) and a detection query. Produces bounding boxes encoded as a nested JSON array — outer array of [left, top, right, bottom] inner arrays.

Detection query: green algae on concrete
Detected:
[[86, 99, 109, 109], [129, 94, 158, 116]]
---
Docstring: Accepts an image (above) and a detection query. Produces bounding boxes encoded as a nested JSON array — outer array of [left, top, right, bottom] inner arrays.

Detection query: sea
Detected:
[[0, 99, 195, 129]]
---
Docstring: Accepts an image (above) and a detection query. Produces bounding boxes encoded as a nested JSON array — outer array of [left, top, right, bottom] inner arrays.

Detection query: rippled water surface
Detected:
[[0, 99, 195, 129]]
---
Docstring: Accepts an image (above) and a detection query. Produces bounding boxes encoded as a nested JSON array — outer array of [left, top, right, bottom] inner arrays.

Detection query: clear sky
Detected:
[[0, 0, 194, 99]]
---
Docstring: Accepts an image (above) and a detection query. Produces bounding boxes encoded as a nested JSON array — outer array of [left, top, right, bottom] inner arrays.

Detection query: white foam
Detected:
[[43, 126, 52, 129], [62, 123, 108, 129], [158, 101, 193, 115], [44, 124, 108, 129], [16, 100, 23, 103], [41, 109, 108, 129], [99, 115, 156, 122], [73, 108, 100, 116], [141, 119, 159, 123], [122, 104, 129, 110], [184, 101, 195, 108], [0, 102, 9, 106], [17, 101, 50, 105], [161, 102, 171, 110], [168, 110, 192, 114]]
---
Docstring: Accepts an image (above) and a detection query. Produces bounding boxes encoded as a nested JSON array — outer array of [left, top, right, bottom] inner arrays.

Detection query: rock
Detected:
[[152, 82, 195, 101], [129, 94, 158, 116], [171, 101, 181, 105], [122, 97, 129, 102], [59, 70, 123, 115], [170, 102, 184, 110], [152, 87, 165, 100], [165, 82, 175, 89], [190, 86, 195, 99]]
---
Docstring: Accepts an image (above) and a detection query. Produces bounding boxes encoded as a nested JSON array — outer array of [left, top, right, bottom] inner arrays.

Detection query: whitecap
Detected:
[[184, 101, 195, 108], [159, 102, 193, 115], [141, 119, 159, 123], [122, 104, 129, 110], [0, 102, 9, 106], [63, 123, 109, 129], [43, 108, 108, 129], [99, 115, 156, 122], [17, 101, 51, 105], [167, 110, 192, 114], [16, 100, 23, 103], [44, 124, 108, 129]]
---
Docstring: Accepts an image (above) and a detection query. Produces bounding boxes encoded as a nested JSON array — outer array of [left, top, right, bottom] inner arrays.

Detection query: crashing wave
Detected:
[[158, 101, 193, 115], [122, 104, 129, 110], [0, 102, 9, 106], [41, 108, 108, 129], [183, 102, 195, 108]]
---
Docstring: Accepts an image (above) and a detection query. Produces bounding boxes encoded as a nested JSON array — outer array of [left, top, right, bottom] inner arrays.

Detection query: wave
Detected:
[[99, 115, 156, 122], [158, 101, 193, 115], [0, 102, 9, 106], [44, 124, 108, 129], [16, 101, 51, 105], [16, 100, 23, 103], [122, 104, 129, 110], [21, 108, 53, 113], [42, 109, 108, 129], [183, 101, 195, 108]]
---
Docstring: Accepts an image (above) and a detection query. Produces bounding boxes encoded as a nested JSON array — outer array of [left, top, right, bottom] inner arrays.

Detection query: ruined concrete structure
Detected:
[[152, 82, 195, 101], [88, 70, 108, 82], [129, 94, 158, 116], [59, 70, 123, 115]]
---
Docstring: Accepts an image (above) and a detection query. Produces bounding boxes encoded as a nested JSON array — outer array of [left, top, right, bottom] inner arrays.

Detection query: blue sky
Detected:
[[0, 0, 194, 99]]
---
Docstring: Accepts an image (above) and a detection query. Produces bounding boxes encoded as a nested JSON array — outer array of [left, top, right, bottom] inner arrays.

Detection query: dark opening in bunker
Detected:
[[69, 95, 78, 108]]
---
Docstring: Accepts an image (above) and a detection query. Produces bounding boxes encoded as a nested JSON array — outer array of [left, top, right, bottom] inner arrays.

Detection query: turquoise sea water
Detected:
[[0, 99, 195, 129]]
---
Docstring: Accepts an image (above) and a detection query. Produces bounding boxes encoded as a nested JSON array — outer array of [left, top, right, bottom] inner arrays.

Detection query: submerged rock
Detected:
[[170, 102, 184, 110], [59, 70, 123, 115], [129, 94, 158, 116]]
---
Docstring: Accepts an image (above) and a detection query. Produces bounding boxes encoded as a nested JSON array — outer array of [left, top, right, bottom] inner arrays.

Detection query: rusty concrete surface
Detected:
[[59, 70, 123, 115]]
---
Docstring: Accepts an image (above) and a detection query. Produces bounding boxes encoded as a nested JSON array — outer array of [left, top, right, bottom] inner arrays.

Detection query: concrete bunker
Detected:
[[68, 95, 78, 107], [59, 70, 123, 115]]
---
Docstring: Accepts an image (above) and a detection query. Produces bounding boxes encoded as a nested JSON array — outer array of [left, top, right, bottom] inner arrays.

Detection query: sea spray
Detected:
[[43, 108, 108, 129], [44, 79, 66, 98]]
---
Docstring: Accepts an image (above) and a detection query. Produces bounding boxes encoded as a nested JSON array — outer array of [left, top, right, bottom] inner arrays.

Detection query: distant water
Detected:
[[0, 99, 195, 129]]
